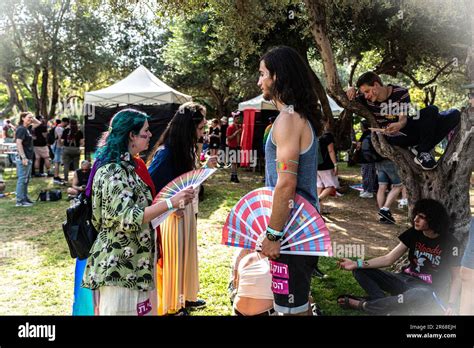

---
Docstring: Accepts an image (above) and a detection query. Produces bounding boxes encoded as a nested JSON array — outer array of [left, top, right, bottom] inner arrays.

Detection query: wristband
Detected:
[[266, 226, 284, 237], [165, 198, 174, 210], [356, 259, 364, 269]]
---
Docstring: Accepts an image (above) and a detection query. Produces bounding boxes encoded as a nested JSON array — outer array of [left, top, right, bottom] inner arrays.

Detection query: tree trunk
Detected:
[[0, 72, 22, 116], [31, 65, 41, 116], [40, 64, 49, 117], [209, 86, 226, 119], [333, 109, 353, 151], [305, 0, 473, 244], [49, 65, 60, 119]]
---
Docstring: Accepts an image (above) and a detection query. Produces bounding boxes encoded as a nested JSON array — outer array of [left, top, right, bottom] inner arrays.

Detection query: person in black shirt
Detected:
[[317, 127, 339, 214], [356, 120, 381, 198], [338, 199, 461, 315], [33, 115, 52, 177], [61, 119, 83, 183], [219, 116, 228, 151], [15, 112, 42, 206], [66, 160, 91, 199], [208, 119, 221, 157]]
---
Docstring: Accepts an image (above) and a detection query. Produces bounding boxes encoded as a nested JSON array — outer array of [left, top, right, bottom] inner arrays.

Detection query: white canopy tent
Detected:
[[238, 94, 344, 115], [84, 65, 192, 106]]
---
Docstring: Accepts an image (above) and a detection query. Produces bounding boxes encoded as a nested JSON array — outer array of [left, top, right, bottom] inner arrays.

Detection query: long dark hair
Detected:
[[147, 102, 206, 176], [260, 46, 322, 135], [411, 199, 451, 236]]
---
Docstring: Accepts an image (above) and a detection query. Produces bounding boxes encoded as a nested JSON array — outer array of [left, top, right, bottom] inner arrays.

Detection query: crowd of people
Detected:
[[0, 112, 87, 206], [0, 46, 471, 317]]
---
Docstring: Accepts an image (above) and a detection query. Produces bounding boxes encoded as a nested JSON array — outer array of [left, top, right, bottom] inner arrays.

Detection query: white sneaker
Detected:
[[16, 201, 33, 207], [398, 198, 408, 208], [360, 191, 374, 198]]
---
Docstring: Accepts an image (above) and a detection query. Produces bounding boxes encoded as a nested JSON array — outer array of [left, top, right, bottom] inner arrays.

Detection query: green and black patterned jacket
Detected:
[[82, 160, 154, 291]]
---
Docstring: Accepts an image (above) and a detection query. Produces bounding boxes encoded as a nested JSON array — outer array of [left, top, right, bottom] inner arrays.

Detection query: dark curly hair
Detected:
[[411, 199, 451, 236], [260, 46, 322, 136]]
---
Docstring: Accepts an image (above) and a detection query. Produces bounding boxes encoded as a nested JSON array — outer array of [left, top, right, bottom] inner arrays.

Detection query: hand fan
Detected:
[[222, 187, 333, 256], [151, 168, 216, 228]]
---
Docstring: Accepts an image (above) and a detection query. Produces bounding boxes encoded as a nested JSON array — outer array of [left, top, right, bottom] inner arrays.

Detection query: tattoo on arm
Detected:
[[276, 159, 299, 176]]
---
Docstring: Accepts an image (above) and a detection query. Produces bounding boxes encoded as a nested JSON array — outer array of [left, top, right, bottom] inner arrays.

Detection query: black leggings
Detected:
[[387, 106, 460, 153]]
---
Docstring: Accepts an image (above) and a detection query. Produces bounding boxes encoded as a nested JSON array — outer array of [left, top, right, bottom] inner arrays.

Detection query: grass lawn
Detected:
[[0, 163, 435, 316]]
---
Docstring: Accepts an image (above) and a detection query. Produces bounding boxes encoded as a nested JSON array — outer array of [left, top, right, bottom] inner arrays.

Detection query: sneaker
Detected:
[[34, 173, 42, 178], [312, 267, 328, 279], [414, 152, 438, 170], [16, 201, 33, 207], [311, 303, 323, 316], [398, 198, 408, 208], [359, 191, 374, 198], [40, 173, 48, 177], [53, 177, 63, 184], [378, 209, 395, 224], [185, 299, 206, 309], [24, 197, 34, 204]]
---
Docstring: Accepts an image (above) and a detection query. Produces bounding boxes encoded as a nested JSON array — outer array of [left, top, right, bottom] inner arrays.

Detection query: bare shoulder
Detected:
[[273, 111, 305, 137]]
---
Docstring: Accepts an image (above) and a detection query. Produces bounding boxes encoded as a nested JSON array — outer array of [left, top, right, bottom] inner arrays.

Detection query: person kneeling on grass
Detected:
[[67, 160, 91, 199], [337, 198, 461, 315]]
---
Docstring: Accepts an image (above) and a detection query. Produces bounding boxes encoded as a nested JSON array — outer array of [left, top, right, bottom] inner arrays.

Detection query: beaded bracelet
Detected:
[[356, 259, 364, 269]]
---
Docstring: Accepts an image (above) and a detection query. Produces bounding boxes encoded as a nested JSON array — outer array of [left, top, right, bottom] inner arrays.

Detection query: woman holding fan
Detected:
[[148, 102, 217, 315], [81, 109, 195, 315]]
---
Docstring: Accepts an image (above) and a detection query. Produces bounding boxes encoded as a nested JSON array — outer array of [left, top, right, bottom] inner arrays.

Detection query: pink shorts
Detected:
[[34, 146, 50, 160], [317, 169, 339, 189]]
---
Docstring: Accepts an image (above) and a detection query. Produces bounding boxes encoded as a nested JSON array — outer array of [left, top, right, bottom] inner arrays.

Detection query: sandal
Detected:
[[337, 294, 367, 310]]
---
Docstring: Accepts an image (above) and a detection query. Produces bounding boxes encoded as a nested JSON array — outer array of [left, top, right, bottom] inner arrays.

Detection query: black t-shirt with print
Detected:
[[398, 227, 461, 293], [15, 125, 34, 160], [318, 132, 335, 171]]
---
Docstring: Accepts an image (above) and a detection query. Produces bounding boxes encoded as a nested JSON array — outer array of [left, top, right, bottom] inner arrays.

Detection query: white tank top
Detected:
[[237, 256, 273, 300]]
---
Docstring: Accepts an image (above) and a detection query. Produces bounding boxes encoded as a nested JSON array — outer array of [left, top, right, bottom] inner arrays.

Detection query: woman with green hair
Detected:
[[81, 108, 195, 315]]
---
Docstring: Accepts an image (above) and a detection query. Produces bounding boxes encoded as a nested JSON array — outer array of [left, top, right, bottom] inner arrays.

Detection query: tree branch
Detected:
[[398, 59, 455, 89], [349, 58, 361, 86]]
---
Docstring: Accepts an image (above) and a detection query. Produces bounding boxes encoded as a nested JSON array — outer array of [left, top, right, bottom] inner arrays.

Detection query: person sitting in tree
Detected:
[[347, 72, 460, 170]]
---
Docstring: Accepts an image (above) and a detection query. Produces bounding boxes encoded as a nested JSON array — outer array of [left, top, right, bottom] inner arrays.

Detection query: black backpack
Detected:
[[37, 189, 62, 202], [62, 192, 97, 260], [47, 126, 56, 145], [62, 161, 99, 260]]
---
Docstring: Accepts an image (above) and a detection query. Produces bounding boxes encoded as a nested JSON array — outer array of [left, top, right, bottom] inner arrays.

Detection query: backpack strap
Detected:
[[85, 161, 101, 198]]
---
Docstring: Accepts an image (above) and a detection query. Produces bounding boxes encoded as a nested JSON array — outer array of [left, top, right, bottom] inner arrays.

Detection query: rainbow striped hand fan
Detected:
[[222, 187, 332, 256], [151, 168, 217, 228]]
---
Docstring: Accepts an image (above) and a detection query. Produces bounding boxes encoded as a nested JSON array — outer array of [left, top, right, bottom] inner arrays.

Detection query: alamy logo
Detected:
[[18, 322, 56, 341]]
